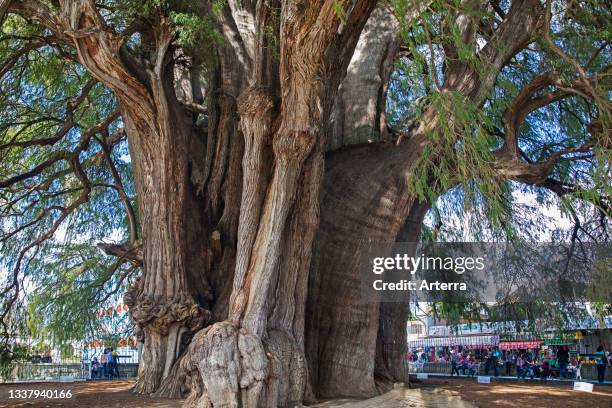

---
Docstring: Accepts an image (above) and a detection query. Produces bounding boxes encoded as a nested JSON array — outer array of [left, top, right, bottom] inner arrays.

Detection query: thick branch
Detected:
[[178, 99, 208, 114], [8, 1, 64, 38], [444, 0, 544, 101], [97, 242, 143, 266]]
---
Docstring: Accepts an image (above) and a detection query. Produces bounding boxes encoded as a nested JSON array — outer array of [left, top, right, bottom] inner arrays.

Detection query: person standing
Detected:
[[468, 358, 480, 376], [450, 351, 460, 376], [112, 348, 120, 378], [106, 348, 114, 379], [595, 346, 607, 383], [492, 347, 502, 377], [90, 357, 99, 380], [575, 359, 582, 380], [525, 357, 535, 380], [107, 348, 120, 379], [100, 349, 108, 379], [484, 348, 492, 375], [504, 351, 513, 376], [540, 359, 551, 379], [525, 348, 533, 364], [516, 353, 525, 379], [557, 346, 569, 379], [519, 353, 535, 380]]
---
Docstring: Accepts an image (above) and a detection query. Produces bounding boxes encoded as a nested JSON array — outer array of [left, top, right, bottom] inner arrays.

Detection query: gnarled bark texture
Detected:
[[180, 2, 380, 406], [5, 0, 552, 406]]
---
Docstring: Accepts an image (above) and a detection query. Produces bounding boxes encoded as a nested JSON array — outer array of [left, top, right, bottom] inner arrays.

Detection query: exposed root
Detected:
[[183, 321, 268, 408], [153, 352, 192, 399]]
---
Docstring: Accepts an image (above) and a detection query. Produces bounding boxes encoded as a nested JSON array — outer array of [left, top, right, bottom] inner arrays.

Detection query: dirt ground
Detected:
[[0, 378, 610, 408], [417, 378, 612, 408], [0, 380, 182, 408]]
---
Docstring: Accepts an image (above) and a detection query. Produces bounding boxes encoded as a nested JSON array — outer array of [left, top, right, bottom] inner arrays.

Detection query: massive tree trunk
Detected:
[[305, 5, 428, 397], [47, 1, 235, 395], [306, 0, 545, 398], [7, 0, 547, 405], [178, 1, 380, 406], [308, 131, 432, 398], [121, 93, 211, 394]]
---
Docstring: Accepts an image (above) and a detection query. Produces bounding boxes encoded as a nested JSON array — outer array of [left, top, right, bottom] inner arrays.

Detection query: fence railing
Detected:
[[0, 362, 139, 383], [407, 361, 612, 381]]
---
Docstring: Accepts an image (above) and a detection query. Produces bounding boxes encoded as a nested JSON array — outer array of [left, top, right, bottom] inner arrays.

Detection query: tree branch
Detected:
[[0, 38, 46, 79], [97, 242, 143, 266], [0, 79, 98, 151], [543, 0, 597, 100], [95, 131, 138, 243], [0, 0, 11, 25], [0, 154, 93, 334], [8, 0, 64, 39], [178, 99, 208, 114]]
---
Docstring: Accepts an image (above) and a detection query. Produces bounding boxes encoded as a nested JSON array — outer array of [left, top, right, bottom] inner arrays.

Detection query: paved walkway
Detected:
[[414, 372, 612, 385], [311, 385, 476, 408]]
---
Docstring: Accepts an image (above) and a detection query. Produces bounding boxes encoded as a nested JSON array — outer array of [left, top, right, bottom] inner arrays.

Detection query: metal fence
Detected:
[[407, 361, 612, 381], [0, 345, 140, 383], [1, 362, 88, 383], [0, 361, 139, 383]]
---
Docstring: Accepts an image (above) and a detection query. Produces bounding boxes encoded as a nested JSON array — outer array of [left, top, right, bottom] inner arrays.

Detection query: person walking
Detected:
[[595, 346, 607, 383]]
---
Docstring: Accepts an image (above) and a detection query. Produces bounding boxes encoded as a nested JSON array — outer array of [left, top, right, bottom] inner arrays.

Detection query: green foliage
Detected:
[[0, 12, 139, 346], [170, 11, 223, 50], [26, 243, 136, 345], [332, 1, 347, 26], [408, 91, 515, 234], [388, 0, 610, 243], [389, 0, 611, 334]]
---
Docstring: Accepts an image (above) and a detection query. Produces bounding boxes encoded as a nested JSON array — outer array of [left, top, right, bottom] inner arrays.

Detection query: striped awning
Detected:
[[407, 335, 499, 348]]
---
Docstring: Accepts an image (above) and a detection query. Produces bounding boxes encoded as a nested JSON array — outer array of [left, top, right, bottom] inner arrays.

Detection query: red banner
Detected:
[[499, 341, 541, 350]]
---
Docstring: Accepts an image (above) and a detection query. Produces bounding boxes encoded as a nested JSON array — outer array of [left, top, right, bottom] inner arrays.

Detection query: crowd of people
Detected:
[[90, 348, 121, 380], [407, 344, 611, 383], [30, 353, 53, 363]]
